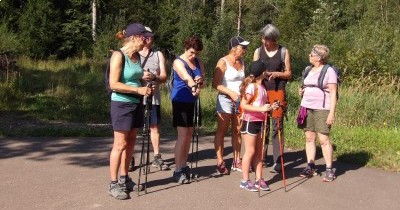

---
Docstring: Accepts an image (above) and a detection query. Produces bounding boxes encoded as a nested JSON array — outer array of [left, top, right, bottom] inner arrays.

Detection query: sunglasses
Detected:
[[239, 45, 247, 49], [139, 35, 152, 41]]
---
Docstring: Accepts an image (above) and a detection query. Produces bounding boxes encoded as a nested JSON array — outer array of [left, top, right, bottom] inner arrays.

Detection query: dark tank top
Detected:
[[259, 45, 286, 91]]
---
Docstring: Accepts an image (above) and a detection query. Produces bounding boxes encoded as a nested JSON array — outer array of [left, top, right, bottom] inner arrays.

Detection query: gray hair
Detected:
[[312, 44, 330, 62], [260, 24, 280, 40]]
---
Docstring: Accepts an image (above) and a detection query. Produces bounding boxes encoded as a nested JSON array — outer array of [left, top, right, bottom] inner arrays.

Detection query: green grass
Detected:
[[1, 57, 399, 171]]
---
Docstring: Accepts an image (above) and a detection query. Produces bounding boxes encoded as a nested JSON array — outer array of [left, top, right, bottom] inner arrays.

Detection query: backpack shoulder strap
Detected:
[[280, 46, 286, 72], [318, 64, 331, 89], [280, 46, 286, 63], [301, 65, 312, 87]]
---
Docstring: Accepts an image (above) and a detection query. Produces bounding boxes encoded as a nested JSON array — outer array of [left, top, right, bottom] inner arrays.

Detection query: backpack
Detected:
[[105, 49, 124, 95], [238, 83, 259, 114], [301, 64, 340, 108]]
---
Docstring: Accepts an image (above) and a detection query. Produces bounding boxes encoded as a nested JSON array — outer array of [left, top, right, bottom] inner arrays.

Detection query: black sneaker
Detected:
[[128, 156, 135, 172], [172, 171, 189, 185], [299, 166, 318, 178], [151, 154, 169, 170]]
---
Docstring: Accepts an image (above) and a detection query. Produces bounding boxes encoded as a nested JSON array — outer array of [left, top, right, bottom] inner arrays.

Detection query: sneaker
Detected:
[[231, 160, 243, 172], [254, 178, 271, 191], [299, 166, 318, 178], [271, 163, 282, 173], [323, 168, 336, 182], [172, 171, 189, 185], [240, 180, 258, 192], [128, 156, 135, 172], [182, 166, 191, 180], [119, 176, 143, 192], [151, 154, 169, 170], [262, 161, 268, 168], [109, 182, 129, 200], [216, 162, 229, 175]]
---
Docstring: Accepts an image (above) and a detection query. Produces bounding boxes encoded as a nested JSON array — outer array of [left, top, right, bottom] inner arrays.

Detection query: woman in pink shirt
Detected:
[[298, 45, 338, 182]]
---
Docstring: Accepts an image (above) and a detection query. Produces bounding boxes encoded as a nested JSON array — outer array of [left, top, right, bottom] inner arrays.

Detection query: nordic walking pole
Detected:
[[190, 85, 200, 182], [138, 82, 153, 195], [259, 113, 268, 197], [194, 96, 200, 181], [276, 111, 287, 192]]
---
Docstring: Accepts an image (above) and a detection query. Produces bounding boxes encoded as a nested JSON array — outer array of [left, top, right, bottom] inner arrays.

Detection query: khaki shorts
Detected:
[[302, 109, 331, 134]]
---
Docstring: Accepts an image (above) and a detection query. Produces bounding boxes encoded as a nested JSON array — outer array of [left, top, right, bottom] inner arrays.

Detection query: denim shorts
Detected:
[[110, 101, 144, 131], [149, 105, 161, 125], [216, 94, 238, 114], [302, 109, 331, 134], [240, 120, 263, 136]]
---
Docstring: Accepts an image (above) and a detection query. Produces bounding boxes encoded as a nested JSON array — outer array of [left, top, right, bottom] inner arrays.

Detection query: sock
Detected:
[[308, 162, 316, 168], [120, 175, 129, 180]]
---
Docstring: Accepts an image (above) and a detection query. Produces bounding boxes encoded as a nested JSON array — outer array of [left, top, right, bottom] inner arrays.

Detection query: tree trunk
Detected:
[[237, 0, 242, 35], [92, 0, 97, 42], [221, 0, 225, 16]]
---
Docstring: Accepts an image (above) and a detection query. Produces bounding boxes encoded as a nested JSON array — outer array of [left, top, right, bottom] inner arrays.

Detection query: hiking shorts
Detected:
[[302, 109, 331, 134], [172, 101, 201, 127], [111, 101, 144, 131], [216, 94, 237, 114], [240, 120, 263, 136], [149, 105, 161, 125]]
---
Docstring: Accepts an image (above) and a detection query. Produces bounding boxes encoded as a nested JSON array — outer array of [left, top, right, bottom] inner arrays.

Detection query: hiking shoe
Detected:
[[231, 160, 243, 172], [216, 162, 229, 175], [182, 166, 191, 179], [299, 166, 318, 178], [119, 176, 143, 192], [240, 180, 258, 192], [262, 161, 268, 168], [151, 154, 169, 170], [323, 168, 336, 182], [271, 163, 282, 173], [109, 182, 129, 200], [128, 156, 135, 172], [172, 171, 189, 185], [254, 178, 271, 191]]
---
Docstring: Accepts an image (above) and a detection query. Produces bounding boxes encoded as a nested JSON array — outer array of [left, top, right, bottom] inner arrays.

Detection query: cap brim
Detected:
[[143, 31, 154, 37], [239, 41, 250, 46]]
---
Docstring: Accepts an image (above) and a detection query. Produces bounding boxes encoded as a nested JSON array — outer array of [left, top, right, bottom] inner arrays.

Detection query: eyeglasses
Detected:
[[140, 35, 151, 41], [239, 45, 247, 50], [310, 48, 322, 58]]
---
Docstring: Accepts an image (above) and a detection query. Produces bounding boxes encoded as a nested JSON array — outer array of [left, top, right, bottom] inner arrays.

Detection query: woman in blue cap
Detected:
[[108, 22, 154, 200]]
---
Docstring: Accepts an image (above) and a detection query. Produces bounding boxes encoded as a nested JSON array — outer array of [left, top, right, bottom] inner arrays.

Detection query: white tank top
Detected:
[[221, 58, 245, 94]]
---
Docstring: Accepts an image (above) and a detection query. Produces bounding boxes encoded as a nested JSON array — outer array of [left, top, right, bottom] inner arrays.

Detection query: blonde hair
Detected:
[[312, 44, 330, 62]]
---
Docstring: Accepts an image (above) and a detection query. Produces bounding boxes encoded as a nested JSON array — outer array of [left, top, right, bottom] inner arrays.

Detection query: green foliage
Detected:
[[18, 0, 61, 58], [0, 22, 22, 54]]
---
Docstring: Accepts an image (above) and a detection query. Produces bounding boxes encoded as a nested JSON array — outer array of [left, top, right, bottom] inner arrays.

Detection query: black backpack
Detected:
[[301, 64, 340, 108], [105, 49, 124, 95]]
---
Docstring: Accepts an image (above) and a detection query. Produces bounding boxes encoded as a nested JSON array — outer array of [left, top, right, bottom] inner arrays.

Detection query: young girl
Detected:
[[239, 60, 278, 192]]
